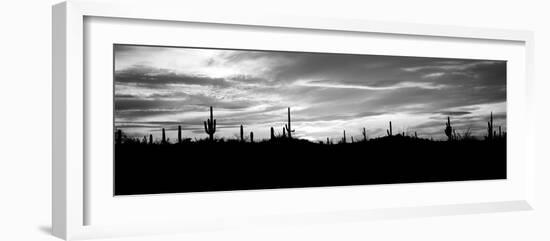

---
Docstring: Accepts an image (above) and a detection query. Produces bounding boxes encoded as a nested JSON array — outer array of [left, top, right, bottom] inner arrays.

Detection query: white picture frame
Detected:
[[52, 0, 535, 240]]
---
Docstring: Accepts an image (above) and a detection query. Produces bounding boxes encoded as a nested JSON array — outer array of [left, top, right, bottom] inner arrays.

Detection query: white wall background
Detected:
[[0, 0, 548, 240]]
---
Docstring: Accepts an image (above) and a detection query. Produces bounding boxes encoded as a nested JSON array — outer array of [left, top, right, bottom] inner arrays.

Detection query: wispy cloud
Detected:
[[422, 72, 445, 78], [402, 60, 501, 72], [296, 79, 449, 90]]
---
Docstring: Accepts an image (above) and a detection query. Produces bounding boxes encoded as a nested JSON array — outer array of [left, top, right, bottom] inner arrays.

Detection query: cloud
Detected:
[[115, 65, 230, 87], [298, 79, 448, 90], [401, 60, 501, 72], [437, 111, 472, 116], [423, 72, 445, 78], [115, 93, 260, 121], [292, 111, 385, 122]]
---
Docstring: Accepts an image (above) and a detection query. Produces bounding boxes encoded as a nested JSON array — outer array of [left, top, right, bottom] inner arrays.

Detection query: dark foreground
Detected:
[[114, 136, 506, 195]]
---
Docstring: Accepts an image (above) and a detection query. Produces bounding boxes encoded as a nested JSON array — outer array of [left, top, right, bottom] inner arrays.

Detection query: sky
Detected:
[[114, 44, 507, 142]]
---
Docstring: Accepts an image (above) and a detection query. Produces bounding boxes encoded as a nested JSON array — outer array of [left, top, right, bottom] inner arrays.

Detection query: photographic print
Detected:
[[114, 44, 506, 195]]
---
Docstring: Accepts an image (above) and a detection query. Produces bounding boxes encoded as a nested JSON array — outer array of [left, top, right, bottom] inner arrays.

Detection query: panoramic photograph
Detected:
[[113, 44, 507, 195]]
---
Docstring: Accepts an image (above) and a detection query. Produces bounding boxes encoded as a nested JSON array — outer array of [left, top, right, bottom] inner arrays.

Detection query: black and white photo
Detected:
[[114, 44, 507, 195]]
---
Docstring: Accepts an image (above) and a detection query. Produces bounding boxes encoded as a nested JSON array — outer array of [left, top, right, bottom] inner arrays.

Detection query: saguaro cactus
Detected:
[[284, 107, 295, 139], [161, 128, 166, 144], [178, 125, 182, 144], [203, 106, 216, 141], [250, 132, 254, 143], [282, 127, 286, 138], [386, 121, 393, 136], [342, 130, 347, 144], [270, 127, 275, 140], [240, 125, 244, 142], [326, 137, 330, 145], [414, 132, 418, 139], [444, 116, 453, 141], [149, 134, 153, 144], [362, 127, 367, 142], [487, 112, 494, 140]]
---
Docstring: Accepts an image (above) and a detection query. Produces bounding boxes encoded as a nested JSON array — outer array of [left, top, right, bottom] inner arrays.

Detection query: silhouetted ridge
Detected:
[[114, 107, 506, 195]]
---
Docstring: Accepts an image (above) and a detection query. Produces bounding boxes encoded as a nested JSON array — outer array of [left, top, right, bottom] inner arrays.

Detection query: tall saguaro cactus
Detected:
[[149, 134, 153, 145], [386, 121, 393, 136], [444, 116, 453, 141], [161, 128, 166, 144], [204, 106, 216, 141], [487, 112, 494, 140], [284, 107, 295, 139], [178, 125, 182, 144], [342, 130, 347, 143], [240, 125, 244, 142]]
